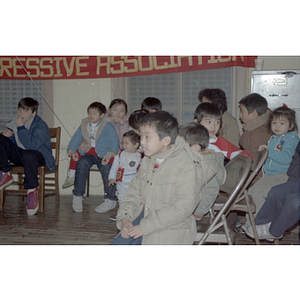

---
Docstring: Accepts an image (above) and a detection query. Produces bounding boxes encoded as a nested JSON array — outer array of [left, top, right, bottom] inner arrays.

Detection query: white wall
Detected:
[[49, 78, 112, 196]]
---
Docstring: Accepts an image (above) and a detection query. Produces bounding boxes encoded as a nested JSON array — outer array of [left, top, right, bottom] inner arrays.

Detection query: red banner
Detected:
[[0, 56, 256, 80]]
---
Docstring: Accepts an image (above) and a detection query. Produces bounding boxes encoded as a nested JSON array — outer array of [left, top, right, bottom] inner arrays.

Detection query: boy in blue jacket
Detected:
[[69, 102, 119, 213], [0, 97, 56, 215]]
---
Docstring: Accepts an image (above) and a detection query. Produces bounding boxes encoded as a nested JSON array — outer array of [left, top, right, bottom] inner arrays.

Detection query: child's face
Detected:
[[199, 116, 220, 138], [18, 107, 36, 124], [88, 108, 104, 124], [271, 116, 292, 136], [109, 104, 126, 121], [122, 136, 139, 153], [239, 104, 257, 124], [140, 125, 171, 156]]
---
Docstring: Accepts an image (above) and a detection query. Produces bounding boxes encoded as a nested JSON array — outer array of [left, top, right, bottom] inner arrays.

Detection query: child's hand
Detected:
[[128, 224, 143, 239], [109, 179, 117, 187], [112, 117, 124, 124], [67, 150, 74, 157], [121, 219, 133, 238], [15, 111, 25, 127], [2, 129, 14, 137], [258, 144, 267, 151], [102, 156, 110, 165], [79, 141, 89, 151]]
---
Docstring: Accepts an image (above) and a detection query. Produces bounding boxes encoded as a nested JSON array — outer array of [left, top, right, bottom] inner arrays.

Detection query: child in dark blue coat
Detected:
[[0, 97, 55, 215]]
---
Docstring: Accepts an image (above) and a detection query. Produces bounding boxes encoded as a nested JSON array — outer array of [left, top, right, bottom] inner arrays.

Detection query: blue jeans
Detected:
[[72, 154, 117, 200], [255, 179, 300, 237], [110, 211, 144, 245]]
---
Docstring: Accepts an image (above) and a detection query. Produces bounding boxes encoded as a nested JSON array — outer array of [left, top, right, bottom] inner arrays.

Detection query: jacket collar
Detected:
[[242, 109, 270, 131]]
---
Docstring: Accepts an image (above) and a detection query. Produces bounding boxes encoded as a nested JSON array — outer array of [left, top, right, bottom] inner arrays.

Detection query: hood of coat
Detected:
[[80, 116, 112, 147], [242, 109, 270, 132]]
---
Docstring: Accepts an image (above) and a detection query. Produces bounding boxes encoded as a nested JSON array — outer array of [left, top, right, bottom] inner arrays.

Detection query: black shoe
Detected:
[[109, 214, 117, 221], [234, 226, 246, 235]]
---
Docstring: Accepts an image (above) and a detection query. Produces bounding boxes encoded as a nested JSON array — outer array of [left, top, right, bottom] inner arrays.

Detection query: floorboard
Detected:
[[0, 195, 299, 245]]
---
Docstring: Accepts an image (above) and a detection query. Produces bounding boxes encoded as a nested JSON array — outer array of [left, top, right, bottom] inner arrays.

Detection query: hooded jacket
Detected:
[[263, 131, 299, 176], [116, 136, 216, 245], [67, 116, 119, 157], [239, 109, 272, 157], [193, 152, 226, 217], [6, 115, 56, 171]]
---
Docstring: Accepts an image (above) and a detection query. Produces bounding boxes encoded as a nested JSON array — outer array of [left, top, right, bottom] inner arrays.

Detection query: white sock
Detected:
[[69, 169, 76, 177]]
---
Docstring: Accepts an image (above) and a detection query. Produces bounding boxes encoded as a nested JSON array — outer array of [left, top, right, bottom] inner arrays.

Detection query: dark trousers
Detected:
[[255, 179, 300, 237], [0, 134, 46, 189], [72, 154, 117, 200]]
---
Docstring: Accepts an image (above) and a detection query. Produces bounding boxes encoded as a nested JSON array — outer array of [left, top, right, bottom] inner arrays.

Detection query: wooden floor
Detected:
[[0, 195, 299, 245]]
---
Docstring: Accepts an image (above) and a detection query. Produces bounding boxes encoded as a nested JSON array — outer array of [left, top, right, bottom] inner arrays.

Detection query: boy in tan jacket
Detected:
[[112, 111, 215, 245]]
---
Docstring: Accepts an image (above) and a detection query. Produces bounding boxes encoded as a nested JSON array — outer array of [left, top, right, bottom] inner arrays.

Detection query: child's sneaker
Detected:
[[26, 189, 39, 215], [72, 195, 83, 212], [62, 175, 75, 188], [242, 223, 282, 242], [109, 214, 117, 221], [0, 171, 14, 190], [95, 199, 116, 213]]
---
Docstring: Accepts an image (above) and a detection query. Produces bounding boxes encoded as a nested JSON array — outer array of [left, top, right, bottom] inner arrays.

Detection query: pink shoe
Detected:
[[26, 189, 39, 215], [0, 171, 13, 190]]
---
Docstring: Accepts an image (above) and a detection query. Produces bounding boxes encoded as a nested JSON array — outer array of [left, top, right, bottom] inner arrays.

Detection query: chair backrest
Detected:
[[220, 154, 252, 195], [49, 127, 61, 166], [250, 148, 268, 173]]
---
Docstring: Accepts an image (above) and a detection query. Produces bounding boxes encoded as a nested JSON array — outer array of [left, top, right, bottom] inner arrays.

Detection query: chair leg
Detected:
[[38, 167, 45, 212], [222, 214, 233, 245], [0, 190, 4, 210], [86, 170, 90, 198], [244, 190, 260, 245], [55, 169, 60, 204]]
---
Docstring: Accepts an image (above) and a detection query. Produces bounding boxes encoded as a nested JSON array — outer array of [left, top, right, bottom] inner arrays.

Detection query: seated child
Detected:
[[198, 88, 240, 147], [245, 105, 299, 224], [111, 111, 215, 245], [68, 102, 119, 213], [239, 93, 272, 157], [62, 99, 129, 189], [141, 97, 162, 113], [194, 102, 253, 162], [108, 130, 142, 220], [0, 97, 56, 215], [128, 109, 150, 135], [243, 141, 300, 242], [107, 98, 130, 151], [178, 122, 226, 220]]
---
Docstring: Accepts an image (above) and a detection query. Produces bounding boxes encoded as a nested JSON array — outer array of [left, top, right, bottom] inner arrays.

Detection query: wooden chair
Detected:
[[0, 127, 61, 213], [195, 154, 252, 245]]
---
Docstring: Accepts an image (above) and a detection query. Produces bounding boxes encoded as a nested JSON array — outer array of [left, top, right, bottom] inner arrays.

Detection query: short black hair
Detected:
[[179, 122, 209, 151], [269, 106, 298, 133], [18, 97, 39, 113], [239, 93, 268, 116], [109, 98, 128, 114], [128, 109, 150, 130], [87, 102, 106, 115], [141, 97, 162, 112], [194, 102, 222, 123], [123, 130, 140, 146], [140, 110, 178, 144], [198, 88, 228, 113]]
